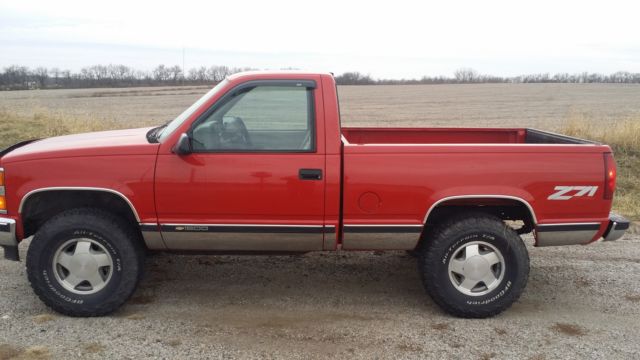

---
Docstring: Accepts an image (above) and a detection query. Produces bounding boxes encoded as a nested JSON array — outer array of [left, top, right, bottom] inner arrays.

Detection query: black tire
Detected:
[[405, 250, 419, 258], [26, 208, 144, 317], [418, 212, 529, 318]]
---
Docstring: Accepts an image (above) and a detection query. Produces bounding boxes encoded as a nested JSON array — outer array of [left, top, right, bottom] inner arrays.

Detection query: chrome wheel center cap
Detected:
[[463, 256, 490, 281], [70, 254, 99, 279]]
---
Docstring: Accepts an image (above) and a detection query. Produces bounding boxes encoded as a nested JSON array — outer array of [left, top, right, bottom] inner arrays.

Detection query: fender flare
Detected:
[[422, 195, 537, 225], [19, 187, 141, 222]]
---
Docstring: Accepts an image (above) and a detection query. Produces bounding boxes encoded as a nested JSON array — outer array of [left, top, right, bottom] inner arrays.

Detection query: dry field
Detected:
[[1, 84, 640, 359], [2, 83, 640, 128]]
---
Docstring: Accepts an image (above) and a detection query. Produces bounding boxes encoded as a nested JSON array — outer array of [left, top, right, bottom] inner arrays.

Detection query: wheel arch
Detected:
[[19, 187, 141, 240], [423, 195, 537, 225], [417, 195, 537, 251]]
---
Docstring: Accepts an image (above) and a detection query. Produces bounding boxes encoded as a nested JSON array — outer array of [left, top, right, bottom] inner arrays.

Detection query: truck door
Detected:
[[154, 79, 327, 251]]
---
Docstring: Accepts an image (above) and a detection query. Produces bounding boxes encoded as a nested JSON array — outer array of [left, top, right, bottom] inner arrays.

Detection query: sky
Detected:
[[1, 0, 639, 79]]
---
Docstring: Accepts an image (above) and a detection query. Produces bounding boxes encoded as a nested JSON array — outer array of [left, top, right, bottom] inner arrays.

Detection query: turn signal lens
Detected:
[[0, 168, 5, 212]]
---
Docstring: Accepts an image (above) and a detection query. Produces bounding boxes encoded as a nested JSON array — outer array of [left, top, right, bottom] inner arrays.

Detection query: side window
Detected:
[[191, 85, 314, 152]]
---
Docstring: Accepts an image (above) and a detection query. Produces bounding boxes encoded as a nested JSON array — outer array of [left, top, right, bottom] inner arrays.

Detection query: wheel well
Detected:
[[419, 198, 536, 248], [21, 190, 140, 240]]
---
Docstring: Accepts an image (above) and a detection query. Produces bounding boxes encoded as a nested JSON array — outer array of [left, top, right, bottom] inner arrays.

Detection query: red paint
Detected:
[[0, 71, 616, 247]]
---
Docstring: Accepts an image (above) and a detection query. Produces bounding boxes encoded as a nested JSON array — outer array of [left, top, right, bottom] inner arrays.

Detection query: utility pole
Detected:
[[182, 46, 185, 86]]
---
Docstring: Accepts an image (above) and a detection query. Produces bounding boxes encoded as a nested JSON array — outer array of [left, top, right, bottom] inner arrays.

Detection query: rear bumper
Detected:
[[602, 213, 630, 242], [0, 218, 18, 261], [535, 213, 630, 247]]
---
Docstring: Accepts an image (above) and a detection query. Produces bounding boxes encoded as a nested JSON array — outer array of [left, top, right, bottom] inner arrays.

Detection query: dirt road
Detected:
[[1, 235, 639, 359]]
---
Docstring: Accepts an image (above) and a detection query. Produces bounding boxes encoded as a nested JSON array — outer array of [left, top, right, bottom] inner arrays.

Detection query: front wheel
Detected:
[[26, 208, 144, 317], [418, 213, 529, 318]]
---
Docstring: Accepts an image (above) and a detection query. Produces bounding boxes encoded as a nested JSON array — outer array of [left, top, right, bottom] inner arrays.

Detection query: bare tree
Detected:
[[152, 65, 170, 82], [188, 66, 208, 82], [1, 65, 30, 89], [454, 68, 479, 83], [168, 65, 183, 83], [334, 72, 374, 85], [33, 67, 49, 88], [105, 64, 131, 84], [211, 65, 231, 81]]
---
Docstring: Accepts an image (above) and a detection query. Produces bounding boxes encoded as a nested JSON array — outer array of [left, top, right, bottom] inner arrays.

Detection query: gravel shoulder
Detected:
[[1, 235, 640, 359]]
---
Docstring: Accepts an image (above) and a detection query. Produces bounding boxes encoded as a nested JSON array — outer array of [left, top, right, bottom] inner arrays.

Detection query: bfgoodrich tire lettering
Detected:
[[27, 208, 144, 317], [419, 212, 529, 318]]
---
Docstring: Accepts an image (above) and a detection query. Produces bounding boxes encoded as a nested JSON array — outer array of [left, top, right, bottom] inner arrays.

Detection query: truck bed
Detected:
[[341, 127, 597, 145], [340, 126, 611, 251]]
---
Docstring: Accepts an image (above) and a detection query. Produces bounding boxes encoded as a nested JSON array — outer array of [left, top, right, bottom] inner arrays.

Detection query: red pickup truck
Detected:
[[0, 71, 629, 318]]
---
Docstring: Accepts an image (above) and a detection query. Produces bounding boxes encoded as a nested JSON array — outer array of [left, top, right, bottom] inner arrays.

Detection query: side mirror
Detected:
[[172, 133, 192, 155]]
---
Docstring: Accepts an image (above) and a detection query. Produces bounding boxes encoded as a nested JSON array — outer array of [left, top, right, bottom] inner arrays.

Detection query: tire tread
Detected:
[[26, 208, 144, 317], [418, 212, 529, 318]]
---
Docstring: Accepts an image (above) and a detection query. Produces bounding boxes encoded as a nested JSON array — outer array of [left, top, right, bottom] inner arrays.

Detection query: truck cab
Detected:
[[151, 73, 342, 252]]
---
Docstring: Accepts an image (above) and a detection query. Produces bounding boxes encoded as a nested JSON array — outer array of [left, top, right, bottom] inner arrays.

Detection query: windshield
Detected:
[[157, 79, 229, 141]]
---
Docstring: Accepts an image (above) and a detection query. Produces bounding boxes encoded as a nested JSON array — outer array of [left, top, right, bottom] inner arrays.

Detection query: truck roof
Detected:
[[227, 70, 333, 81]]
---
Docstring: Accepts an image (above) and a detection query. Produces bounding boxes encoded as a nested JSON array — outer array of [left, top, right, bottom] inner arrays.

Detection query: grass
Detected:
[[561, 112, 640, 220], [626, 294, 640, 302], [82, 342, 105, 354], [68, 87, 209, 98], [551, 322, 587, 337], [31, 314, 54, 324], [0, 109, 125, 149], [0, 344, 21, 360], [0, 344, 50, 360]]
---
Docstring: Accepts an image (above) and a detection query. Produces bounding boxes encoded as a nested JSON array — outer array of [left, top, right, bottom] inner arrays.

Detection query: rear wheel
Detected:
[[26, 208, 144, 317], [418, 213, 529, 318]]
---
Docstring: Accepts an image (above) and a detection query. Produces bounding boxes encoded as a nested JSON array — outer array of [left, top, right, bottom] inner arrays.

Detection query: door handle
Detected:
[[299, 168, 323, 180]]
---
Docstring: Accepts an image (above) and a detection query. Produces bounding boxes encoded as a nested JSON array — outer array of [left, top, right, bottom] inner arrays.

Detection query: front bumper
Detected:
[[0, 218, 18, 261], [603, 213, 630, 242]]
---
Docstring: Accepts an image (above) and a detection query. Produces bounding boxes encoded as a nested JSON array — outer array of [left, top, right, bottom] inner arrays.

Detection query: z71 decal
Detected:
[[548, 186, 598, 200]]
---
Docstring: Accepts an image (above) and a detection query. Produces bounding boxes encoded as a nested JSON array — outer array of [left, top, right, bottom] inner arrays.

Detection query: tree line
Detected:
[[2, 65, 640, 90], [0, 64, 254, 90], [336, 68, 640, 85]]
